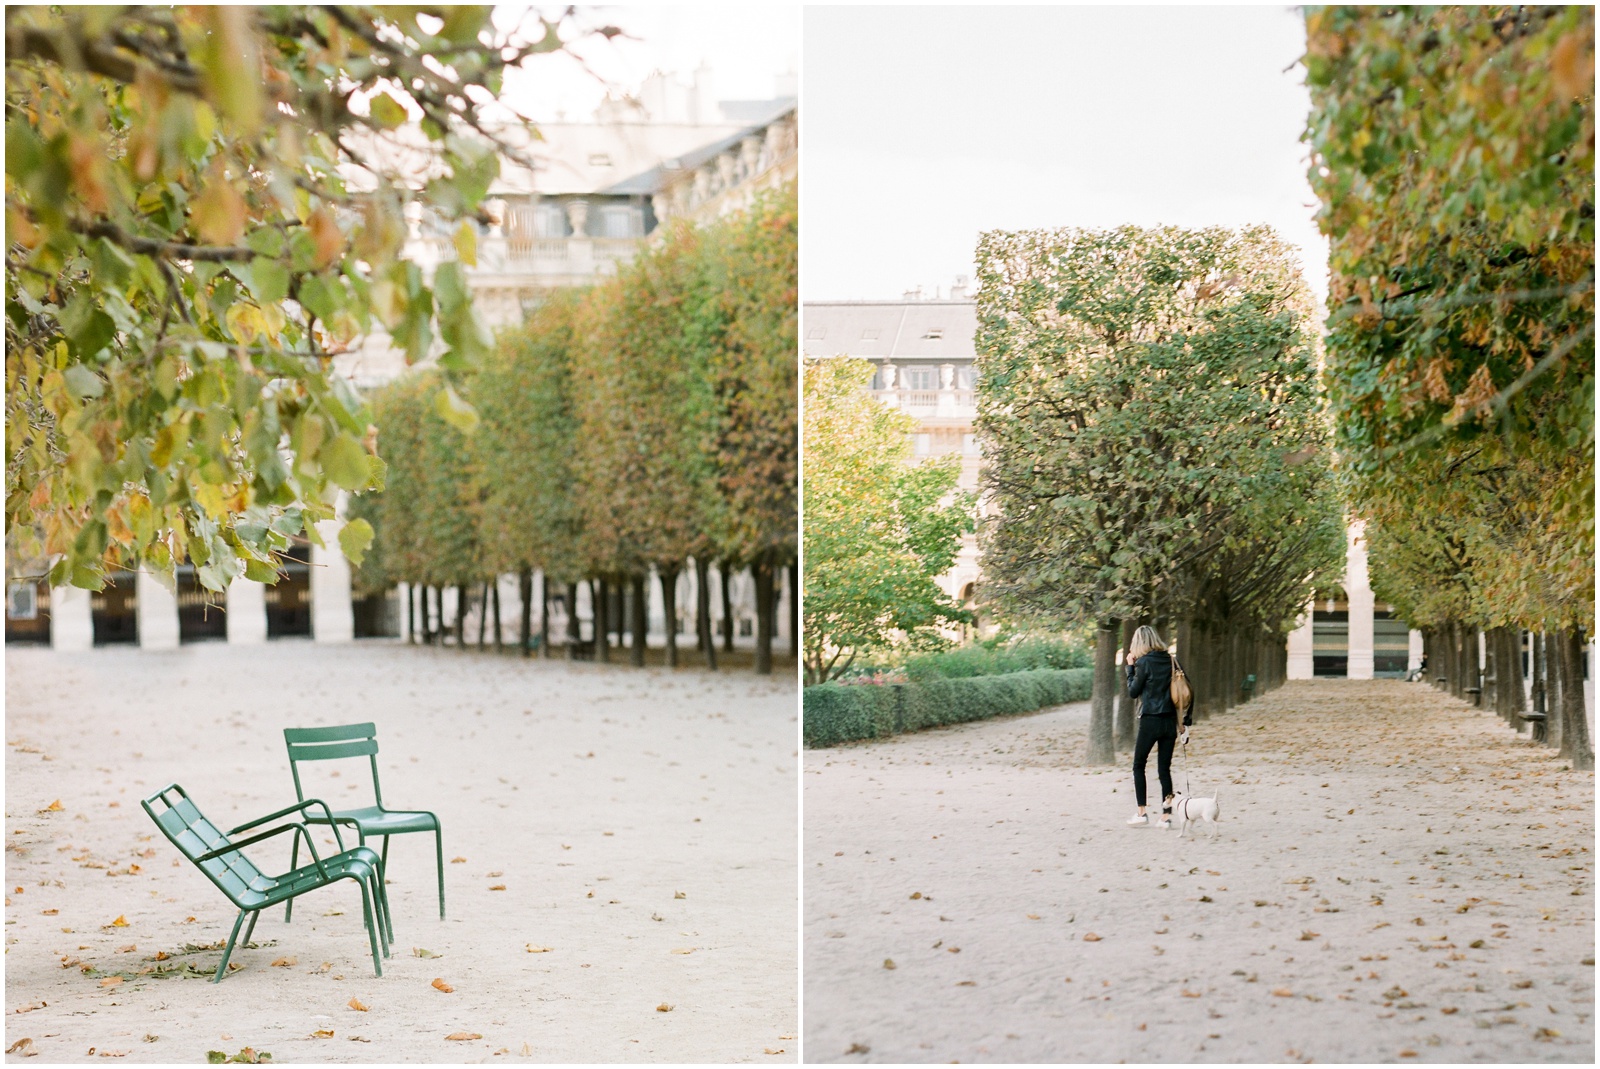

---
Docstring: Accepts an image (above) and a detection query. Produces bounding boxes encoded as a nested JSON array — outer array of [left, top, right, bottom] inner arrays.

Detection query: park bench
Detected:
[[1465, 685, 1482, 706], [1518, 710, 1548, 743], [142, 784, 388, 981], [283, 724, 446, 934]]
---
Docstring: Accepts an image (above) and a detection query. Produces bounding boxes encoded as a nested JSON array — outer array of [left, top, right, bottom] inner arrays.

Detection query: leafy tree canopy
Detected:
[[802, 357, 974, 685], [4, 5, 586, 591]]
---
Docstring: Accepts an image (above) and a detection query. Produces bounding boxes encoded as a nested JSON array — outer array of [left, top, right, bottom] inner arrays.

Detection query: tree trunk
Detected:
[[518, 569, 533, 658], [538, 573, 550, 659], [1087, 620, 1119, 765], [492, 580, 502, 651], [753, 556, 774, 676], [1114, 618, 1138, 751], [478, 581, 490, 649], [1556, 627, 1593, 770], [594, 578, 609, 664], [406, 583, 416, 645], [720, 560, 736, 653], [630, 574, 648, 668], [456, 583, 468, 650], [659, 564, 681, 668], [695, 557, 717, 671], [788, 562, 799, 660], [565, 582, 580, 660]]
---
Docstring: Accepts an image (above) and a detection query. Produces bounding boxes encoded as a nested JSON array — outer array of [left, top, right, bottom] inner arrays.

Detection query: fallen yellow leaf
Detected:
[[108, 915, 128, 928], [6, 1037, 36, 1056], [41, 800, 63, 812], [488, 884, 506, 891], [525, 944, 553, 954], [670, 948, 694, 955], [431, 977, 454, 993], [445, 1032, 481, 1041], [764, 1048, 786, 1055], [348, 998, 368, 1012], [882, 958, 896, 970], [98, 977, 122, 988], [1272, 988, 1294, 997], [656, 1003, 673, 1012], [270, 957, 297, 967], [311, 1030, 334, 1039], [451, 857, 467, 864], [1083, 933, 1102, 942]]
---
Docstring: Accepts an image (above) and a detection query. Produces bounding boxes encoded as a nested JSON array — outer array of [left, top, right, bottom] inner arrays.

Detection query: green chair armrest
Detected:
[[231, 798, 346, 851]]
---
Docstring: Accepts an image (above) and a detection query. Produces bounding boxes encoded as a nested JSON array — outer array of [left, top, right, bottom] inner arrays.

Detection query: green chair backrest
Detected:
[[284, 723, 385, 808], [142, 784, 270, 908]]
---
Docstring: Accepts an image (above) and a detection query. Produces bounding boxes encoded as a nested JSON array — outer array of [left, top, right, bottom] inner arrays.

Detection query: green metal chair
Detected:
[[142, 784, 390, 981], [282, 723, 445, 933]]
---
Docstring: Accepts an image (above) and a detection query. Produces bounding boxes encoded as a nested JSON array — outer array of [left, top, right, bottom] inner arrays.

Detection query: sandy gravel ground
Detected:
[[804, 679, 1593, 1063], [4, 642, 798, 1064]]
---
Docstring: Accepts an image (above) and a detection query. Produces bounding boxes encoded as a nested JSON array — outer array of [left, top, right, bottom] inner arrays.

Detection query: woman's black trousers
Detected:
[[1132, 714, 1177, 808]]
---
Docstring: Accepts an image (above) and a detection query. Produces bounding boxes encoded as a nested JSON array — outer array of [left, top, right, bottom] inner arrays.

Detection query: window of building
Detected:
[[589, 152, 613, 167], [912, 433, 932, 455], [861, 328, 880, 340], [530, 204, 567, 238], [923, 328, 944, 340], [956, 365, 977, 389], [806, 325, 827, 339], [597, 206, 640, 238], [903, 367, 936, 390]]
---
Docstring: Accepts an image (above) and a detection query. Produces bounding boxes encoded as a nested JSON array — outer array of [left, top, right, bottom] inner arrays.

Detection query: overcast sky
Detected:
[[802, 5, 1329, 303], [496, 5, 800, 121]]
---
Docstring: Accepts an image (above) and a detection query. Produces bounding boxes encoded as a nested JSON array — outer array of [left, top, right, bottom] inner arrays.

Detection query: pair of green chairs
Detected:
[[141, 723, 444, 981]]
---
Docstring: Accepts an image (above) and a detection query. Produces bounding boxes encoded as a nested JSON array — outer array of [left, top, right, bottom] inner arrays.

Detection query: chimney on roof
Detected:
[[903, 284, 924, 301], [951, 274, 971, 299]]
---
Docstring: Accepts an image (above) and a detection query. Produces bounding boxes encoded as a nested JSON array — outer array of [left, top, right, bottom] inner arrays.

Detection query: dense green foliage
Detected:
[[973, 225, 1344, 763], [357, 186, 797, 671], [898, 636, 1091, 682], [1305, 6, 1594, 768], [803, 668, 1094, 748], [802, 357, 976, 684], [5, 6, 579, 590]]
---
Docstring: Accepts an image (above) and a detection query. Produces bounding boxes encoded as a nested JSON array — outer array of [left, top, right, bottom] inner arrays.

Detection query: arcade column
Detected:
[[1286, 604, 1314, 680], [49, 584, 94, 651], [226, 575, 268, 644], [1345, 522, 1375, 680], [135, 571, 180, 650]]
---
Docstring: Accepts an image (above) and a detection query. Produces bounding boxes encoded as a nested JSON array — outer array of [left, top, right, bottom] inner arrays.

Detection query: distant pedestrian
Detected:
[[1119, 625, 1192, 828]]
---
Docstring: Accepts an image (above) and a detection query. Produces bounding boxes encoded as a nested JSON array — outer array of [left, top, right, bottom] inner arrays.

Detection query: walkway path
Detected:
[[5, 642, 797, 1063], [804, 679, 1593, 1063]]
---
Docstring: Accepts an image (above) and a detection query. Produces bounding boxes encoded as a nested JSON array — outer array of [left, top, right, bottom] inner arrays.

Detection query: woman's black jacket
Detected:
[[1126, 649, 1190, 725]]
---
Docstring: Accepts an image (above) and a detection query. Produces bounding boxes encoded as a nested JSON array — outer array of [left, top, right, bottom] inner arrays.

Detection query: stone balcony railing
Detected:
[[872, 387, 976, 417], [406, 234, 641, 276]]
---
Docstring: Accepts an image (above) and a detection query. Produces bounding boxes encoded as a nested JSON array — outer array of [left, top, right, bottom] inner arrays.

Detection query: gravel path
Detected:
[[5, 642, 798, 1064], [804, 679, 1593, 1063]]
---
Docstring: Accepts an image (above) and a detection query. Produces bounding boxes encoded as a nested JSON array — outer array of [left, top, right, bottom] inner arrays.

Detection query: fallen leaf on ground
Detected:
[[656, 1003, 673, 1012], [670, 948, 694, 955], [526, 944, 553, 953], [13, 1001, 46, 1013], [451, 857, 467, 864], [1272, 988, 1294, 997], [270, 957, 296, 968], [1026, 913, 1040, 919], [41, 909, 57, 916], [310, 1030, 333, 1040], [520, 1043, 533, 1055], [764, 1048, 786, 1055], [487, 871, 503, 878], [6, 1038, 36, 1056], [1083, 933, 1102, 942], [96, 1050, 128, 1057], [413, 948, 440, 959], [348, 998, 368, 1012], [488, 884, 506, 891], [432, 978, 454, 993], [40, 800, 62, 813], [882, 959, 896, 970], [445, 1033, 481, 1041], [106, 915, 128, 928], [846, 1043, 869, 1054], [673, 891, 686, 899], [98, 977, 122, 988]]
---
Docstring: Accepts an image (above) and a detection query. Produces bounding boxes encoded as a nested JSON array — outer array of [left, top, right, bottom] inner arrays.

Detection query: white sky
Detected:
[[494, 5, 800, 121], [802, 5, 1329, 303]]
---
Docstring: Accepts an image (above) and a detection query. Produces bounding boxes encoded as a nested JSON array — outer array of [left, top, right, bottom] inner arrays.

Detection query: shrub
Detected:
[[804, 667, 1093, 748], [900, 636, 1091, 681]]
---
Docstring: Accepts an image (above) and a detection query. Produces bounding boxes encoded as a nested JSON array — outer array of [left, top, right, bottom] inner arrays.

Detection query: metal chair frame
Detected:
[[142, 784, 390, 981]]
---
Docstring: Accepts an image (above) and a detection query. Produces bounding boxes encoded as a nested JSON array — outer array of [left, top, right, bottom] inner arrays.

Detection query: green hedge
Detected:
[[804, 667, 1094, 748], [898, 637, 1091, 682]]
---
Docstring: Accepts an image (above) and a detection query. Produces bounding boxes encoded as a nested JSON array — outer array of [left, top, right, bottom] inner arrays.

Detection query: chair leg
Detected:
[[242, 910, 260, 947], [213, 909, 248, 983], [356, 879, 382, 978], [434, 825, 446, 920], [285, 835, 301, 924]]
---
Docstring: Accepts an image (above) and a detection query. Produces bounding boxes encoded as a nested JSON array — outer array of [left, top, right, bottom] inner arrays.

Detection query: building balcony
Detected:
[[405, 234, 642, 278], [872, 387, 976, 418]]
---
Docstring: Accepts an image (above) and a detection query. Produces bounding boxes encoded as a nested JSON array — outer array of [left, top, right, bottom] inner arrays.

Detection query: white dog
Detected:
[[1172, 791, 1222, 838]]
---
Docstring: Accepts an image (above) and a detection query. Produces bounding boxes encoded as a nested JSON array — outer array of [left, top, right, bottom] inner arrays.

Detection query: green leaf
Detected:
[[63, 364, 105, 399], [368, 92, 407, 130], [321, 433, 373, 491], [243, 558, 280, 584], [434, 383, 479, 433], [338, 517, 375, 565], [247, 259, 289, 305], [59, 292, 116, 358]]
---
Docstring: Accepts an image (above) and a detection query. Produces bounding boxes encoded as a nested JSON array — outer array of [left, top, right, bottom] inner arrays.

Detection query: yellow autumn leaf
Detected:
[[525, 944, 553, 953], [431, 977, 454, 993], [311, 1029, 334, 1039], [108, 915, 128, 927], [655, 1003, 673, 1012], [445, 1033, 481, 1041], [348, 998, 368, 1012]]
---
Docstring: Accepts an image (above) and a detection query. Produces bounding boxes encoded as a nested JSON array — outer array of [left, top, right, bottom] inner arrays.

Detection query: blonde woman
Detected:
[[1117, 625, 1192, 827]]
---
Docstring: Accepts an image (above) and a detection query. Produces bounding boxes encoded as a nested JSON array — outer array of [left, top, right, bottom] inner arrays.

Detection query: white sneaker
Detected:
[[1156, 818, 1172, 830], [1126, 813, 1148, 826]]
